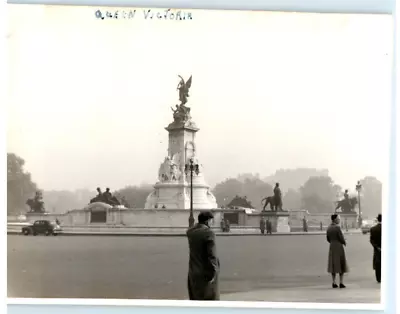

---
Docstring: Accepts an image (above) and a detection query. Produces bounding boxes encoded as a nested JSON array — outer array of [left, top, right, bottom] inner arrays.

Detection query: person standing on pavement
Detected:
[[260, 217, 266, 235], [302, 217, 308, 232], [326, 214, 348, 288], [187, 211, 220, 300], [266, 219, 272, 234], [225, 219, 230, 232], [220, 218, 226, 232], [370, 214, 382, 283]]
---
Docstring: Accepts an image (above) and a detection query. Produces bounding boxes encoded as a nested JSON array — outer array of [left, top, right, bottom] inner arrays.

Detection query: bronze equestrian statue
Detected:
[[335, 196, 358, 213]]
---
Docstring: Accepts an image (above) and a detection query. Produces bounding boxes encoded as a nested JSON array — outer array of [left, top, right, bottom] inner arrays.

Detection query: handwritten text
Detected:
[[95, 9, 193, 21]]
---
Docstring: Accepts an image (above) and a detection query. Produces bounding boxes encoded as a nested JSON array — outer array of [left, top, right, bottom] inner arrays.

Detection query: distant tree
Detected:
[[237, 173, 260, 183], [227, 195, 254, 209], [264, 168, 330, 193], [241, 178, 273, 208], [115, 184, 154, 208], [43, 189, 95, 213], [212, 178, 244, 207], [283, 188, 302, 210], [300, 176, 342, 213], [212, 177, 272, 209], [359, 176, 382, 218], [7, 153, 38, 214]]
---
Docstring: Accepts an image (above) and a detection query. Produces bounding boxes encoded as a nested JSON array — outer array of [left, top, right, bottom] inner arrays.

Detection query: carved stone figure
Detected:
[[171, 104, 192, 124], [169, 75, 194, 124], [158, 156, 182, 182], [26, 191, 46, 213], [158, 157, 172, 182], [177, 75, 192, 105], [170, 164, 182, 181]]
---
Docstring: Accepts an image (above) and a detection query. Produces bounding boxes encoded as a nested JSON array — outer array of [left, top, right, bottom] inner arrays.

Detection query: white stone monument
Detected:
[[144, 76, 218, 210]]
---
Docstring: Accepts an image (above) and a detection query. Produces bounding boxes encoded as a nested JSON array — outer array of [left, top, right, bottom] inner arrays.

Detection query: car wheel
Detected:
[[45, 230, 51, 236], [22, 229, 30, 236], [52, 232, 58, 236], [33, 232, 37, 236]]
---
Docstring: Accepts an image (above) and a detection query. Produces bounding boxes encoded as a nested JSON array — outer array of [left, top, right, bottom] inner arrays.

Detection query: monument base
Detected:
[[244, 210, 291, 233], [144, 181, 218, 210], [16, 206, 295, 234]]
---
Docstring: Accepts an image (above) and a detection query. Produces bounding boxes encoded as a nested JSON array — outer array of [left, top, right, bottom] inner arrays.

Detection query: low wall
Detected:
[[22, 208, 237, 228], [14, 208, 357, 233], [288, 210, 358, 231]]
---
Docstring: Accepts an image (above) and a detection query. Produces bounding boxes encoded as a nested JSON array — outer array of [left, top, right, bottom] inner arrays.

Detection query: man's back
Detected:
[[187, 223, 220, 300], [187, 224, 218, 277], [370, 223, 382, 249]]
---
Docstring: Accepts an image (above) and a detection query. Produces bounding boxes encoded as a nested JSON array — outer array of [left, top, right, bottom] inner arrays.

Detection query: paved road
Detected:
[[7, 233, 380, 302]]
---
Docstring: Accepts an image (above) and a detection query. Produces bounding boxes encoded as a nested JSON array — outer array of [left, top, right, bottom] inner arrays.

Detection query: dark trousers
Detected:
[[373, 250, 381, 283], [375, 266, 381, 283]]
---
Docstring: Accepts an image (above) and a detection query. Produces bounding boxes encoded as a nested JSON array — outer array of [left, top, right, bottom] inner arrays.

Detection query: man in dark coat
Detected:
[[187, 211, 220, 300], [370, 214, 382, 283]]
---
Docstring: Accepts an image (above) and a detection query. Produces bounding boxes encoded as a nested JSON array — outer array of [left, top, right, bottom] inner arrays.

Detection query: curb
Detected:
[[7, 231, 362, 237]]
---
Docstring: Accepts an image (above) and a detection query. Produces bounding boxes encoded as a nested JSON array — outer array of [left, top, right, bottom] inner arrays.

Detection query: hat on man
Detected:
[[198, 211, 214, 223], [377, 214, 382, 222]]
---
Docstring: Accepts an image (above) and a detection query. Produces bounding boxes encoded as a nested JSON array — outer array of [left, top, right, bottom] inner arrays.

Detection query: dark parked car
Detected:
[[22, 220, 62, 236]]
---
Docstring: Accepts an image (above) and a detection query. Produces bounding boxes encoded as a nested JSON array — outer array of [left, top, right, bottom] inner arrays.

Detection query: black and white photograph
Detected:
[[6, 4, 391, 306]]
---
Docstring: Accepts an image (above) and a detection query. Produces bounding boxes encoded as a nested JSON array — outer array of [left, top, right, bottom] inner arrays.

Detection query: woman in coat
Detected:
[[326, 214, 349, 288]]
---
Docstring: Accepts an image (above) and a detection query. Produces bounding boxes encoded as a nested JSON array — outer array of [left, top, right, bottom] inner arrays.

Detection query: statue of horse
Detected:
[[335, 197, 358, 213], [261, 196, 279, 211]]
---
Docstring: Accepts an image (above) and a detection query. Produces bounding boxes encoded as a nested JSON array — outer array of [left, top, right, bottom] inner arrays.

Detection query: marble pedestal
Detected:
[[144, 177, 218, 210], [246, 210, 291, 233]]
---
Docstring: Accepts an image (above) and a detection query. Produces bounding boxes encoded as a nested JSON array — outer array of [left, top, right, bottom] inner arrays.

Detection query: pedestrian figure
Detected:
[[320, 221, 323, 231], [220, 218, 226, 232], [326, 214, 348, 288], [370, 214, 382, 283], [260, 217, 266, 235], [345, 218, 348, 232], [225, 219, 230, 232], [266, 219, 272, 234], [186, 211, 220, 300], [303, 217, 308, 232]]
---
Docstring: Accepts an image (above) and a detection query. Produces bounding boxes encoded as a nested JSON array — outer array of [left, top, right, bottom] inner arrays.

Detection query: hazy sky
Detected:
[[7, 5, 392, 192]]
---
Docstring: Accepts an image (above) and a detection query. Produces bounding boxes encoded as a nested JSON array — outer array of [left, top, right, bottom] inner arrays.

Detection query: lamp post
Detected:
[[335, 192, 340, 213], [356, 180, 362, 228], [185, 157, 200, 228]]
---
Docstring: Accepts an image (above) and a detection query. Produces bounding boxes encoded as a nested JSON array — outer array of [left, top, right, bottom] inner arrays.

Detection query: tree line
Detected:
[[7, 153, 382, 218]]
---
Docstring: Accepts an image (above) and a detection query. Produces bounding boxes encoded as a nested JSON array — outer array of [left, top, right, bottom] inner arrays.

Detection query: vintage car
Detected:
[[21, 220, 62, 236], [361, 219, 377, 235]]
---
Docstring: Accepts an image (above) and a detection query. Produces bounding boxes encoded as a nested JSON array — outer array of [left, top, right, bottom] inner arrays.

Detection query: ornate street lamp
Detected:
[[185, 157, 200, 228], [356, 180, 362, 228]]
